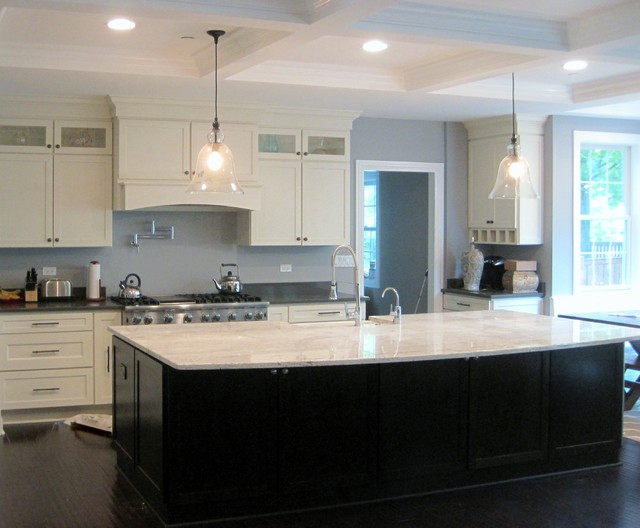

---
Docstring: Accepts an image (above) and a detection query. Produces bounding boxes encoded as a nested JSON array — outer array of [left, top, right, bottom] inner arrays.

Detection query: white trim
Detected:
[[355, 160, 445, 313]]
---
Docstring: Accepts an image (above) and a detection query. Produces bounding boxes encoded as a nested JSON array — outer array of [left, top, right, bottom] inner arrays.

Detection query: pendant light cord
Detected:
[[510, 72, 517, 145], [214, 33, 218, 128]]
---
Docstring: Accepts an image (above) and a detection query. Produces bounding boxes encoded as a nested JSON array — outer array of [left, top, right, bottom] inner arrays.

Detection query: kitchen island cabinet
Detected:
[[110, 312, 638, 524]]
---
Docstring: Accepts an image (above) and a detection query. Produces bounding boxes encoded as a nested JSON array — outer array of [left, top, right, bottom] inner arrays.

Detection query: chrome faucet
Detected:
[[382, 287, 402, 324], [329, 244, 361, 326]]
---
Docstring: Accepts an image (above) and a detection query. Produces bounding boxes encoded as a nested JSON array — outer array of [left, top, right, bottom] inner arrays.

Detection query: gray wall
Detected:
[[0, 116, 470, 300]]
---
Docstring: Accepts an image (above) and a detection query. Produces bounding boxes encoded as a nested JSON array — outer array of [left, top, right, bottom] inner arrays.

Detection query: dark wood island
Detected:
[[110, 311, 640, 525]]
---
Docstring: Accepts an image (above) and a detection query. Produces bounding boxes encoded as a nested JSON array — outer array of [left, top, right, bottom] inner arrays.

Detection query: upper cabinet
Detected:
[[258, 128, 349, 161], [0, 119, 111, 155], [464, 115, 546, 245], [0, 117, 112, 248]]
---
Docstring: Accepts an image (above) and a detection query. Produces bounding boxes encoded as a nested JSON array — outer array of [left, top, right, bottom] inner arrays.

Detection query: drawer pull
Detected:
[[318, 311, 341, 315], [31, 349, 60, 354], [31, 322, 60, 326], [456, 302, 471, 307], [32, 387, 61, 392]]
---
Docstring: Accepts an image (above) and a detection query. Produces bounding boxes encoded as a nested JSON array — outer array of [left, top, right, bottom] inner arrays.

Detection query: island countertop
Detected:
[[109, 311, 640, 370]]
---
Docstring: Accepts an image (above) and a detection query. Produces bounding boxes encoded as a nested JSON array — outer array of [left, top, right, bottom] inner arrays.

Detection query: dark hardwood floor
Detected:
[[1, 422, 640, 528]]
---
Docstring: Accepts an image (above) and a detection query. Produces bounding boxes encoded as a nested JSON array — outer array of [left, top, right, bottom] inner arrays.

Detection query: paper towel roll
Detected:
[[87, 261, 101, 300]]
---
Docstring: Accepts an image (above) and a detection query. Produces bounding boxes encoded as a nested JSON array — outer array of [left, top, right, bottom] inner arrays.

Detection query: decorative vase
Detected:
[[462, 240, 484, 291]]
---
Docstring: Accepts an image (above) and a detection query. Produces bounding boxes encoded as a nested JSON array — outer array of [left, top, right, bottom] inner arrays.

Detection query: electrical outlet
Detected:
[[335, 255, 354, 267], [42, 267, 57, 276], [280, 264, 292, 273]]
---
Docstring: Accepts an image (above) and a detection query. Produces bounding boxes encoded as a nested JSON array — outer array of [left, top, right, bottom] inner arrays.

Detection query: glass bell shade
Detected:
[[186, 129, 244, 194], [488, 142, 538, 199]]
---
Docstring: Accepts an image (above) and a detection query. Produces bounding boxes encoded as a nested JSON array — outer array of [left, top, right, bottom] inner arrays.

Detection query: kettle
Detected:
[[212, 264, 242, 293], [119, 273, 142, 299]]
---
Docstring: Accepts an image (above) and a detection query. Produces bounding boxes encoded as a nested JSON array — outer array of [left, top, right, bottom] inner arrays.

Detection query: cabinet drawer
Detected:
[[443, 294, 490, 312], [0, 331, 93, 370], [0, 367, 94, 409], [0, 312, 93, 334], [288, 303, 356, 323]]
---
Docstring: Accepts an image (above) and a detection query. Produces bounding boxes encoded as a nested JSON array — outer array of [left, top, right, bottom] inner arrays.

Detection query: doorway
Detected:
[[355, 161, 444, 314]]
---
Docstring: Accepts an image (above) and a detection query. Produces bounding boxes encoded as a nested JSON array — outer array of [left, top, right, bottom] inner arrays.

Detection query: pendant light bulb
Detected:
[[186, 30, 244, 195], [488, 73, 538, 200]]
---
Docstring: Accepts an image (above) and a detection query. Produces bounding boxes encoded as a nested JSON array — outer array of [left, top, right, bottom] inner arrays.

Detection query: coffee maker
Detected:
[[480, 256, 505, 290]]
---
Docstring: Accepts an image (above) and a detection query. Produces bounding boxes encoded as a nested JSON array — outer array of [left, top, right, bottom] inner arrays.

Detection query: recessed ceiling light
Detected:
[[363, 40, 388, 53], [563, 60, 588, 72], [107, 18, 136, 31]]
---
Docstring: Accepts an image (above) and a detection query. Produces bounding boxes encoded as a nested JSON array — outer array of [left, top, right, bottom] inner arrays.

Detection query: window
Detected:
[[363, 171, 379, 287], [573, 132, 640, 292]]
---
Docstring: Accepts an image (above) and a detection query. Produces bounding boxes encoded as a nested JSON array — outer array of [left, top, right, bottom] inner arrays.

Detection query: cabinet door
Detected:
[[549, 344, 624, 458], [113, 338, 135, 467], [166, 368, 278, 505], [116, 119, 190, 181], [301, 161, 349, 245], [278, 364, 377, 494], [136, 350, 164, 494], [55, 120, 112, 155], [192, 121, 258, 185], [0, 119, 53, 153], [243, 160, 301, 245], [53, 155, 112, 247], [302, 130, 349, 161], [258, 128, 301, 159], [0, 153, 52, 247], [468, 352, 549, 469], [93, 311, 121, 405], [379, 359, 468, 485]]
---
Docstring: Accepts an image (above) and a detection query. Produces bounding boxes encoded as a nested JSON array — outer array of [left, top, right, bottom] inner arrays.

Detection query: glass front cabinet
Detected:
[[258, 128, 349, 161], [0, 119, 112, 155]]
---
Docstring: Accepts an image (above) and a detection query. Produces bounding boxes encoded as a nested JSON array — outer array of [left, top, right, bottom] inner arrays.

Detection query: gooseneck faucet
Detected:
[[329, 244, 361, 326], [382, 287, 402, 324]]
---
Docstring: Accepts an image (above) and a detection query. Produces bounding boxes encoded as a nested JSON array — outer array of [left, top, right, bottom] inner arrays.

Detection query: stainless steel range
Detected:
[[111, 293, 268, 325]]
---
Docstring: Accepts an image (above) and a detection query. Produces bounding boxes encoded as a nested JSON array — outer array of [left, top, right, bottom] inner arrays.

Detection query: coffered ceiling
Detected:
[[0, 0, 639, 121]]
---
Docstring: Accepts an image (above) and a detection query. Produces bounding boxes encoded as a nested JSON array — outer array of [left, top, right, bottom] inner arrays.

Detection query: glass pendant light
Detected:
[[186, 30, 243, 194], [488, 73, 538, 200]]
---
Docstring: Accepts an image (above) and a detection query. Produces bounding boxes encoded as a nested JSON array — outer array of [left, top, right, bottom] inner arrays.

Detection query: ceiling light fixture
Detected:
[[563, 60, 588, 72], [186, 30, 243, 195], [363, 40, 388, 52], [107, 18, 135, 30], [489, 73, 538, 200]]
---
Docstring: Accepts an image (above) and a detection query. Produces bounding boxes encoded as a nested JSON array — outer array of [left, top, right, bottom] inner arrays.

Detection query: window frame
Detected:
[[572, 131, 640, 294]]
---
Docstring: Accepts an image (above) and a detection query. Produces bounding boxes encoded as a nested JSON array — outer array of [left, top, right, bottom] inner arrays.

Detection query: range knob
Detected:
[[244, 312, 254, 320], [212, 313, 221, 322], [143, 315, 154, 325], [163, 313, 174, 324], [201, 313, 211, 322], [183, 314, 193, 323], [228, 312, 237, 321], [254, 311, 266, 321], [130, 314, 142, 325]]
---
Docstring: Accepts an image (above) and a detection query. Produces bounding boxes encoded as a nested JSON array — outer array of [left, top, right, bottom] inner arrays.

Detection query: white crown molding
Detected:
[[567, 0, 640, 51], [572, 71, 640, 103], [0, 94, 111, 119]]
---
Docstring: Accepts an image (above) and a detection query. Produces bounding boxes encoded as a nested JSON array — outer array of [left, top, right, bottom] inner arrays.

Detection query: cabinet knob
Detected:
[[296, 236, 301, 241], [303, 237, 308, 242], [55, 144, 60, 149], [184, 171, 189, 175], [486, 220, 494, 224], [303, 152, 308, 156], [296, 151, 301, 156], [47, 144, 52, 149], [281, 368, 289, 375], [54, 237, 59, 242], [47, 237, 52, 242]]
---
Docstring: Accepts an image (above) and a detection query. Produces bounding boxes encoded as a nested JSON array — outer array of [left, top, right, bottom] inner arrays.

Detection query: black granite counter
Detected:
[[441, 287, 544, 299], [0, 297, 123, 314]]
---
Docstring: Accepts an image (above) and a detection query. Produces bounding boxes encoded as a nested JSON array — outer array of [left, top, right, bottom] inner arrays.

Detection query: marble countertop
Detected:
[[109, 311, 640, 370]]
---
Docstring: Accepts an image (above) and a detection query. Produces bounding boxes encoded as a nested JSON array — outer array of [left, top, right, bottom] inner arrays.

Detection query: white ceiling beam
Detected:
[[572, 71, 640, 103]]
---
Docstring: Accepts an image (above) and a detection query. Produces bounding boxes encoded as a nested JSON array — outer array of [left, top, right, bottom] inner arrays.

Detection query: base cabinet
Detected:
[[112, 339, 624, 524]]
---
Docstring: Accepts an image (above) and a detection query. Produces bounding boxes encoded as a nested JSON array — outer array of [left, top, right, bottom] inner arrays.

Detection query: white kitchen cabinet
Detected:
[[443, 292, 542, 314], [0, 311, 96, 411], [0, 153, 112, 247], [274, 302, 364, 323], [258, 128, 349, 161], [465, 115, 545, 245], [267, 305, 289, 322], [0, 119, 111, 155], [238, 159, 349, 246], [93, 311, 121, 405], [113, 118, 259, 210]]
